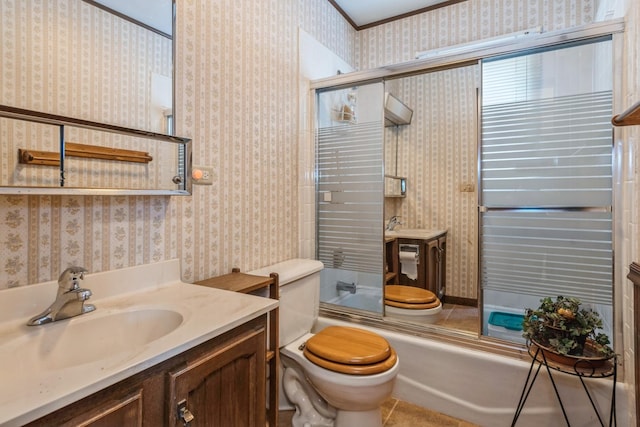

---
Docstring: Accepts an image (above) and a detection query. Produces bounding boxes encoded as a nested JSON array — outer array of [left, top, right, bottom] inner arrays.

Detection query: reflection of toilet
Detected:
[[384, 285, 442, 322], [249, 259, 399, 427]]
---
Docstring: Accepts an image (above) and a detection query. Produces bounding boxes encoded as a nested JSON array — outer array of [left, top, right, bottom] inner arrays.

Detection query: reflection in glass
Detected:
[[0, 0, 186, 193], [316, 83, 385, 315]]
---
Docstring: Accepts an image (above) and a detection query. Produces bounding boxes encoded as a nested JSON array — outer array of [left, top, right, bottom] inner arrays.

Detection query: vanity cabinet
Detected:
[[36, 388, 145, 427], [25, 315, 267, 427], [194, 269, 280, 427], [385, 238, 399, 284], [395, 231, 447, 299], [426, 234, 447, 300], [167, 325, 266, 426]]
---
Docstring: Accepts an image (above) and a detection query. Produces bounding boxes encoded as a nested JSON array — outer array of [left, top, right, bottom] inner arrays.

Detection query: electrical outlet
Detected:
[[459, 183, 475, 193], [192, 166, 214, 185]]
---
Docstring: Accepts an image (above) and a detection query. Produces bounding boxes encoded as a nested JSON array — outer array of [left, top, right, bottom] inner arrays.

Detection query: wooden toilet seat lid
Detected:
[[385, 285, 438, 304], [385, 299, 441, 309], [304, 346, 397, 375], [303, 326, 397, 375], [385, 285, 440, 310]]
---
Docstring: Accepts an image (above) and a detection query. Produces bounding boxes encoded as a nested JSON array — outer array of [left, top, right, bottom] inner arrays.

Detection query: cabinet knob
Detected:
[[177, 399, 195, 426]]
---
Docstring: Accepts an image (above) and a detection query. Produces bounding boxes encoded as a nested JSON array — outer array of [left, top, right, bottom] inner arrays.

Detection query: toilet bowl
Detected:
[[282, 331, 400, 427], [385, 285, 442, 322], [249, 259, 399, 427]]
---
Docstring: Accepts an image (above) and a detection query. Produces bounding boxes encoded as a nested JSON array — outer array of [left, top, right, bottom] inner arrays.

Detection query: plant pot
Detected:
[[530, 338, 612, 368]]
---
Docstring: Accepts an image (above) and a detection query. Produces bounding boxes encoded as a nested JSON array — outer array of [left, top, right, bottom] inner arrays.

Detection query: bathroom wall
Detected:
[[0, 0, 601, 289], [354, 0, 598, 69], [0, 0, 355, 289], [621, 0, 639, 412]]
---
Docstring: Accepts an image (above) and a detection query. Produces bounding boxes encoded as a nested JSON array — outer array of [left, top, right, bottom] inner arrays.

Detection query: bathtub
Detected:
[[327, 285, 383, 312], [314, 317, 632, 427]]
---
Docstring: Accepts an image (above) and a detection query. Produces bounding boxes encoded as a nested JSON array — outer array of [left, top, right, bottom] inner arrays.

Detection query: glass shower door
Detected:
[[316, 82, 385, 314], [480, 38, 614, 343]]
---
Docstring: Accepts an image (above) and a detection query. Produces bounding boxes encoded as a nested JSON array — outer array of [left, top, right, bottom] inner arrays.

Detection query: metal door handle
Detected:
[[178, 400, 195, 426]]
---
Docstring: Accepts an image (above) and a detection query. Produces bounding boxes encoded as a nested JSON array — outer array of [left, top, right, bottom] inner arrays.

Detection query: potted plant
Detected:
[[522, 296, 614, 364]]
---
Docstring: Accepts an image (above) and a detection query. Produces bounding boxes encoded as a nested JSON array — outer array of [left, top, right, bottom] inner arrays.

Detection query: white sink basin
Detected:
[[44, 308, 183, 369], [385, 228, 447, 240], [2, 308, 183, 371]]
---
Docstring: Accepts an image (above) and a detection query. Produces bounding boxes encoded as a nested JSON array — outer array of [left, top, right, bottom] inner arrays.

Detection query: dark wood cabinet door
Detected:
[[168, 327, 266, 427], [35, 388, 144, 427]]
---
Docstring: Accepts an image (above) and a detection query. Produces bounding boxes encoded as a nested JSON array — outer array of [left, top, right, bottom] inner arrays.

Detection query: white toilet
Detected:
[[384, 284, 443, 323], [249, 259, 399, 427]]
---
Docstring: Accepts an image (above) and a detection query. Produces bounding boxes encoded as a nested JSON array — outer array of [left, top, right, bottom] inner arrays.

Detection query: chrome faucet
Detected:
[[336, 280, 356, 294], [386, 215, 403, 231], [27, 266, 95, 326]]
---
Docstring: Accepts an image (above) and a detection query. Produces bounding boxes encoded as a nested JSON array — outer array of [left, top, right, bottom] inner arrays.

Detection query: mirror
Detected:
[[383, 92, 411, 198], [384, 175, 406, 197], [0, 0, 191, 194], [383, 65, 479, 334]]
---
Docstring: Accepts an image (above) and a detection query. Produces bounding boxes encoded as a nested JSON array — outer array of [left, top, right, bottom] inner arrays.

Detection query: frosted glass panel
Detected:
[[481, 40, 613, 208], [482, 39, 613, 105], [481, 210, 612, 305], [316, 83, 384, 314], [480, 39, 613, 343], [482, 92, 612, 207]]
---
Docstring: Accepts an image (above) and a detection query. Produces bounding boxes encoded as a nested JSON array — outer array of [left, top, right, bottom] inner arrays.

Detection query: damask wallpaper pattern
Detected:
[[620, 0, 640, 388], [355, 0, 597, 69], [0, 0, 605, 290], [0, 0, 354, 288]]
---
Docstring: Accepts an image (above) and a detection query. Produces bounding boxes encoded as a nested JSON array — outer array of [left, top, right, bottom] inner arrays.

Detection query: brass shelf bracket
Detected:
[[612, 101, 640, 126]]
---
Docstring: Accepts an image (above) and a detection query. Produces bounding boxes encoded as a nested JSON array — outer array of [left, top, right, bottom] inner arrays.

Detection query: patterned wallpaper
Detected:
[[355, 0, 597, 69], [0, 0, 619, 297], [0, 0, 354, 289], [621, 0, 640, 407], [0, 0, 172, 129], [173, 0, 355, 282], [626, 0, 640, 263]]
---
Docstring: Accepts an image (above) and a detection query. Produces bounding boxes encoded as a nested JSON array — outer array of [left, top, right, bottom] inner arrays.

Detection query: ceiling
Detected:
[[331, 0, 461, 29], [89, 0, 459, 36], [90, 1, 458, 35]]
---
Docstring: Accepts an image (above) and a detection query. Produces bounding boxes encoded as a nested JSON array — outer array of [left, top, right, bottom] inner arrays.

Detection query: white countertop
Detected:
[[385, 228, 447, 240], [0, 260, 278, 427]]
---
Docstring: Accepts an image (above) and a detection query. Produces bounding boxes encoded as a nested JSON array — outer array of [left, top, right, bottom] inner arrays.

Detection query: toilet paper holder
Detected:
[[399, 244, 420, 257]]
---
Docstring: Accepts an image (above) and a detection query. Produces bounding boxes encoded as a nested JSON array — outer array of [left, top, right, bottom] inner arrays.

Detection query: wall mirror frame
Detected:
[[312, 18, 625, 351], [0, 0, 192, 195], [384, 175, 406, 197]]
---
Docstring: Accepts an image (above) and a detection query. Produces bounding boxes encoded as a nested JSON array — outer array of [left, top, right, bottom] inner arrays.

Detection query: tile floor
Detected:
[[434, 303, 479, 334], [278, 397, 480, 427]]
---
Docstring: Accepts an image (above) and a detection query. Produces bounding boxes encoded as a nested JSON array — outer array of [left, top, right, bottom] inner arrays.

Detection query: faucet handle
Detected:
[[58, 266, 88, 291]]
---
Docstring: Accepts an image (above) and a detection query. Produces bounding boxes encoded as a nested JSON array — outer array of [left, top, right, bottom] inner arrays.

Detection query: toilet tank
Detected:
[[248, 259, 324, 347]]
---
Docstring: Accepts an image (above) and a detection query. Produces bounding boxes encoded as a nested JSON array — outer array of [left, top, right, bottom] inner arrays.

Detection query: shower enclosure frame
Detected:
[[311, 19, 627, 361]]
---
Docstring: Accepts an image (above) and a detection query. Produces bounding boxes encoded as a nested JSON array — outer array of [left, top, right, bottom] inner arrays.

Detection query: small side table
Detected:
[[195, 269, 280, 427], [511, 343, 617, 427]]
